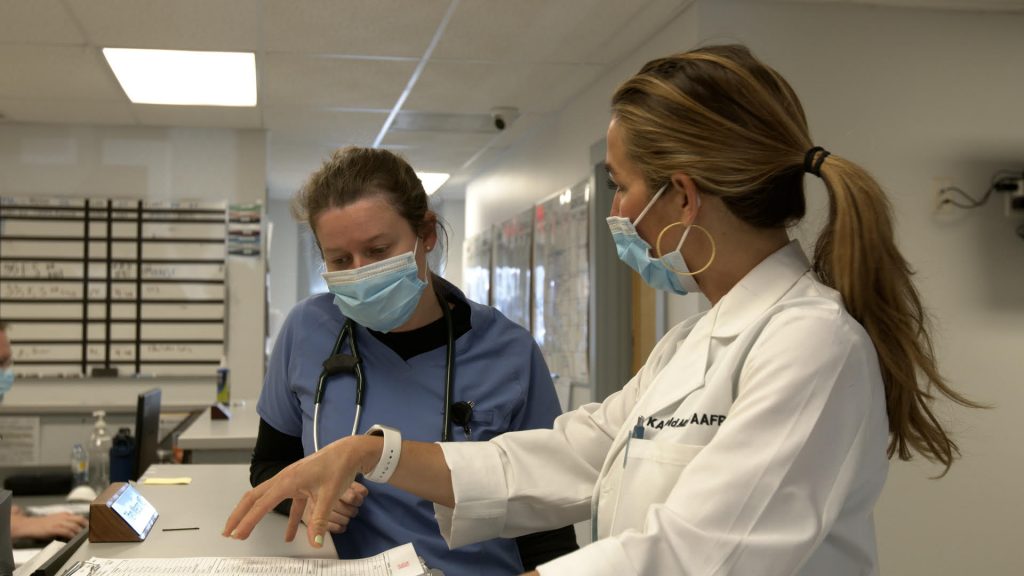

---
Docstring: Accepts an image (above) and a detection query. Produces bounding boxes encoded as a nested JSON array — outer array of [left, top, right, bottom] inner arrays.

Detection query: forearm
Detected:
[[9, 514, 26, 539], [347, 436, 454, 508]]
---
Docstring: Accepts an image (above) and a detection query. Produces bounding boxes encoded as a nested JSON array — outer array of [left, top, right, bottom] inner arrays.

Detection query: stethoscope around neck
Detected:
[[312, 281, 469, 451]]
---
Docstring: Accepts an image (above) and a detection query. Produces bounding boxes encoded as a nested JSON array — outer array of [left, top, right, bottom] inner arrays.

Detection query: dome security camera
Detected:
[[489, 107, 518, 132]]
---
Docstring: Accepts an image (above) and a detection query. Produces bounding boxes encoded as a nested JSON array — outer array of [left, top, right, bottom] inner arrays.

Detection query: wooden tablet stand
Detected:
[[89, 482, 159, 542], [210, 402, 232, 420]]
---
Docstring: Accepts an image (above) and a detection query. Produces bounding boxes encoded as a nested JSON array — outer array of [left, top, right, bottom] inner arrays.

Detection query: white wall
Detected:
[[464, 1, 1024, 573], [0, 123, 268, 406]]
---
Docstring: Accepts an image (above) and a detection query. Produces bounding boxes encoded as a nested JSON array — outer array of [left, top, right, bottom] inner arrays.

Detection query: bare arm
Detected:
[[11, 511, 88, 541], [224, 434, 453, 547], [381, 439, 454, 508]]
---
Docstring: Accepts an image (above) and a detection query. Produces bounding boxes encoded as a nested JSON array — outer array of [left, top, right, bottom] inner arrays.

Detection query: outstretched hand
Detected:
[[223, 436, 374, 547]]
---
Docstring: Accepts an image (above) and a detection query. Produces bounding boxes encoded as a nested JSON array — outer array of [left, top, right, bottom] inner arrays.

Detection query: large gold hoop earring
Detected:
[[656, 222, 716, 276]]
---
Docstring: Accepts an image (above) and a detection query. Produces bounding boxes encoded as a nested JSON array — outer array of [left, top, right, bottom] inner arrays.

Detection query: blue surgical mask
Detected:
[[322, 240, 428, 333], [606, 184, 700, 295], [0, 366, 13, 399]]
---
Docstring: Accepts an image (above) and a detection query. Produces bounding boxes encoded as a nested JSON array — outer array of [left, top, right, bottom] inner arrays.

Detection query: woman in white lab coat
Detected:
[[224, 44, 978, 575]]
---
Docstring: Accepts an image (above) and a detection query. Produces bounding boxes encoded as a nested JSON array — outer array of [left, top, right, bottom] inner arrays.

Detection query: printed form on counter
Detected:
[[59, 542, 427, 576]]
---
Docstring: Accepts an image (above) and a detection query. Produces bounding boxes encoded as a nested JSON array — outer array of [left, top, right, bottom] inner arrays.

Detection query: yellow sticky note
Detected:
[[142, 477, 193, 485]]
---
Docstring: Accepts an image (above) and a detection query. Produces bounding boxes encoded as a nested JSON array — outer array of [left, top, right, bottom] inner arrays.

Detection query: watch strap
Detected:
[[363, 424, 401, 483]]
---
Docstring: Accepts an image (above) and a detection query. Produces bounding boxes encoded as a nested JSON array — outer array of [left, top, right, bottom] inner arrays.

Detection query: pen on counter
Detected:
[[162, 527, 200, 531], [623, 416, 644, 467]]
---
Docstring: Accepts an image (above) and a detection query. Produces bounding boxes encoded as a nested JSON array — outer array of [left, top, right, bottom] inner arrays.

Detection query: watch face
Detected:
[[110, 484, 159, 537]]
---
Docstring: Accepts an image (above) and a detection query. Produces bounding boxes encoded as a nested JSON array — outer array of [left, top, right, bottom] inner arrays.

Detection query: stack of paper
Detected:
[[60, 542, 426, 576]]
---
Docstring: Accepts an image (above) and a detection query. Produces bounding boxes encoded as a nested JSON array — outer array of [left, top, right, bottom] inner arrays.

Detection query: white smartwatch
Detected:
[[363, 424, 401, 484]]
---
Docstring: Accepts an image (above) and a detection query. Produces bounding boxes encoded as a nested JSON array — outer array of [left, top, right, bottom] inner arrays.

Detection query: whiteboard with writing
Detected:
[[0, 196, 227, 376]]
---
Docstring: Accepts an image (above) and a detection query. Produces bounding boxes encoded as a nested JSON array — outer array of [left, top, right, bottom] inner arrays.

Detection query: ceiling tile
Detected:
[[433, 0, 655, 64], [0, 0, 85, 45], [65, 0, 262, 51], [586, 0, 697, 64], [261, 54, 416, 109], [0, 45, 125, 101], [0, 98, 135, 125], [266, 139, 342, 197], [381, 130, 496, 150], [263, 107, 386, 146], [262, 0, 450, 57], [133, 104, 263, 129], [404, 60, 604, 114], [389, 144, 482, 174]]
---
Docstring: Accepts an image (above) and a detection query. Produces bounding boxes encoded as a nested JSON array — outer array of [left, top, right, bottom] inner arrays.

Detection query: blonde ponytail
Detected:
[[815, 156, 983, 472]]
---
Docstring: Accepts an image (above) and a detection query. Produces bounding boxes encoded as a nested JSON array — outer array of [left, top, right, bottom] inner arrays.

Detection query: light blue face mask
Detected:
[[322, 240, 428, 333], [606, 184, 701, 295], [0, 366, 13, 399]]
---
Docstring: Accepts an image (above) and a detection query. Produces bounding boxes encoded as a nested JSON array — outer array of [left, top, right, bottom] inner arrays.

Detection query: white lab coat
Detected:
[[436, 241, 890, 575]]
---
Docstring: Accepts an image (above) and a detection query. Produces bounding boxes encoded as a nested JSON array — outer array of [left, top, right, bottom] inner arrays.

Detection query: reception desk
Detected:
[[57, 463, 336, 570]]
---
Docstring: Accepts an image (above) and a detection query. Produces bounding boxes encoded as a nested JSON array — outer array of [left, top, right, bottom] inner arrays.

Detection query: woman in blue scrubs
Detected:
[[250, 146, 577, 575]]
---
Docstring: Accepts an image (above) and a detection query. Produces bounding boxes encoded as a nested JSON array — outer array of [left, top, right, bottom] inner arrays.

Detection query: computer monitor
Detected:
[[1, 489, 13, 575], [132, 388, 161, 481]]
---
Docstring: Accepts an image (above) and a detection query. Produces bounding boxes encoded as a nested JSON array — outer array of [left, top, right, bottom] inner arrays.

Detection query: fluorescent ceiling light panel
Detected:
[[417, 172, 450, 196], [103, 48, 257, 106]]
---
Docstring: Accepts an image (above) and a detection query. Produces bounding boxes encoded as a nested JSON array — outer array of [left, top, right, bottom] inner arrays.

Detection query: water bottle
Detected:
[[88, 410, 112, 493], [109, 427, 135, 483], [70, 443, 89, 487]]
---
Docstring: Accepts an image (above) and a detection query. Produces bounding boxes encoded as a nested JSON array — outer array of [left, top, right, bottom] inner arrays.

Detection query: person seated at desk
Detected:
[[10, 505, 87, 543], [250, 147, 578, 575], [0, 321, 90, 545]]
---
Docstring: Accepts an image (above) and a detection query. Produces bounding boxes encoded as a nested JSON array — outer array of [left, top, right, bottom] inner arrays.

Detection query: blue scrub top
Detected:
[[257, 284, 562, 576]]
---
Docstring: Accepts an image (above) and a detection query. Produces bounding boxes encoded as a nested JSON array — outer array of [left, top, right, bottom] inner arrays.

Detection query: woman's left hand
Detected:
[[223, 435, 376, 547], [301, 481, 369, 534]]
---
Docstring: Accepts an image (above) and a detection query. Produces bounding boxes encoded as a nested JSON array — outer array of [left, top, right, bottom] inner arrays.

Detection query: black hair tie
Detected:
[[803, 146, 831, 178]]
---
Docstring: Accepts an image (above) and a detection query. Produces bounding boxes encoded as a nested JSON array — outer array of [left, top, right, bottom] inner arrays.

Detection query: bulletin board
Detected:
[[0, 196, 227, 377], [492, 208, 533, 330], [532, 181, 590, 409], [462, 227, 494, 306]]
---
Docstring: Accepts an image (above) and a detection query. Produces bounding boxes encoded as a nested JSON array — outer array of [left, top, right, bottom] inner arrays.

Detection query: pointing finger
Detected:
[[286, 498, 306, 543], [225, 483, 286, 540]]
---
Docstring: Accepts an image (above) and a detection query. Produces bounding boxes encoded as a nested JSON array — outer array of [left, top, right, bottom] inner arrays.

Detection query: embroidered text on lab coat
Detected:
[[645, 413, 726, 430]]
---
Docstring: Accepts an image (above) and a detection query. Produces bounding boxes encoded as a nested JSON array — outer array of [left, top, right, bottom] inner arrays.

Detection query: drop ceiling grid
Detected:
[[0, 0, 85, 45], [261, 0, 451, 57], [0, 44, 126, 101], [403, 59, 605, 115], [64, 0, 264, 51], [259, 54, 418, 109], [133, 105, 264, 129], [0, 98, 135, 125], [431, 0, 660, 64], [261, 107, 387, 144]]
